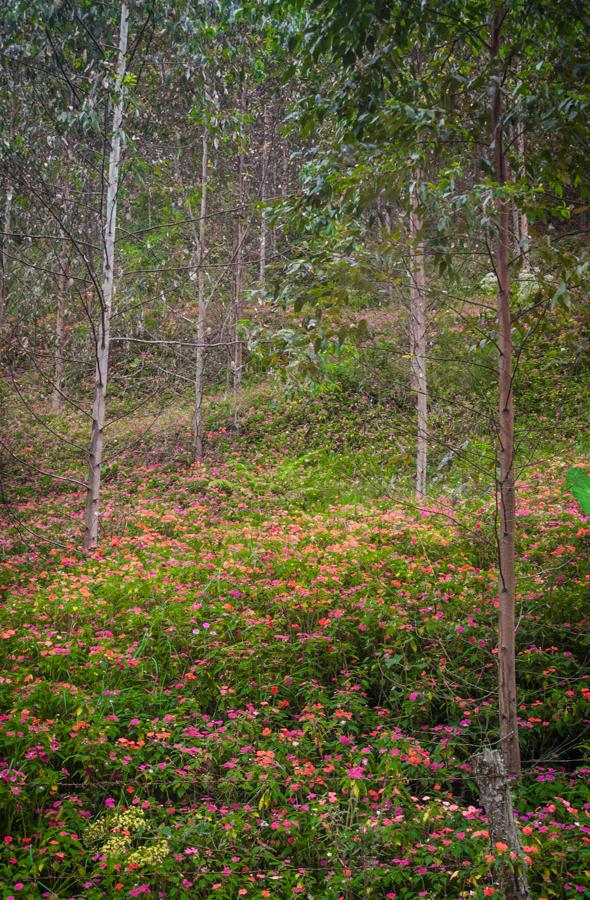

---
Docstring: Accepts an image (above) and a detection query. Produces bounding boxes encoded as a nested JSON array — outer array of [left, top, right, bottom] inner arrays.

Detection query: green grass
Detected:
[[0, 378, 589, 899]]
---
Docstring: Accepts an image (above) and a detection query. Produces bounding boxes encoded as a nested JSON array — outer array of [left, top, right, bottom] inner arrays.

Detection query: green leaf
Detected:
[[565, 467, 590, 514]]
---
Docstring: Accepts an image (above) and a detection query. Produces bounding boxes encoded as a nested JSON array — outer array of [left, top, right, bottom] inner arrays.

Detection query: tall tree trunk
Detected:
[[516, 124, 530, 272], [474, 750, 532, 899], [491, 3, 521, 776], [0, 181, 13, 328], [409, 178, 428, 500], [193, 122, 208, 459], [281, 136, 289, 199], [83, 0, 129, 551], [259, 102, 271, 283], [232, 78, 246, 429], [381, 201, 395, 304], [52, 233, 68, 411]]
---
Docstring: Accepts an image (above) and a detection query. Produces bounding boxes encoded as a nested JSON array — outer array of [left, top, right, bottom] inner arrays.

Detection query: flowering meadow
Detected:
[[0, 392, 589, 899]]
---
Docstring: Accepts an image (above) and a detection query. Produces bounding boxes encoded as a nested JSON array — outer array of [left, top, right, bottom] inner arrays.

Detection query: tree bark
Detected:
[[259, 101, 271, 283], [516, 124, 530, 271], [193, 122, 208, 459], [0, 181, 13, 328], [473, 749, 532, 899], [232, 77, 246, 429], [83, 0, 129, 551], [409, 178, 427, 500], [52, 231, 68, 411], [281, 136, 289, 199], [380, 202, 395, 304], [491, 3, 521, 775]]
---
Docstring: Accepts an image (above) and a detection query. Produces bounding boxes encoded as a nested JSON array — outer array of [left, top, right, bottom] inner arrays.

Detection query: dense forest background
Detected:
[[0, 2, 589, 898]]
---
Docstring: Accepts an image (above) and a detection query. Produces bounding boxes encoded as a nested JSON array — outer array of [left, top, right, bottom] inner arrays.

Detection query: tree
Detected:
[[51, 199, 69, 412], [232, 74, 247, 428], [490, 1, 520, 776], [409, 176, 428, 500], [287, 0, 588, 773], [84, 0, 130, 550], [288, 0, 527, 770], [0, 179, 12, 329], [193, 116, 209, 459], [259, 98, 271, 284]]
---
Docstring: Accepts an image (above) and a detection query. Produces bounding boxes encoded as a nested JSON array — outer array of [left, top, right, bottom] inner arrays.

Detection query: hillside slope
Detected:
[[0, 390, 589, 899]]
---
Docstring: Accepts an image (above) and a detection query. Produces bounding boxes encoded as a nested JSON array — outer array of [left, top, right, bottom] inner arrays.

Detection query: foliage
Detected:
[[1, 2, 590, 896], [0, 391, 589, 898], [566, 466, 590, 515]]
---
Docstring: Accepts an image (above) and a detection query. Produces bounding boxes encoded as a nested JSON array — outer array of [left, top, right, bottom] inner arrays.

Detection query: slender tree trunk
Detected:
[[381, 202, 395, 303], [281, 136, 289, 199], [81, 175, 96, 320], [474, 750, 532, 899], [492, 3, 521, 776], [232, 78, 246, 428], [52, 234, 68, 411], [193, 123, 208, 459], [511, 173, 521, 258], [516, 124, 530, 271], [232, 194, 244, 425], [0, 181, 13, 328], [259, 102, 271, 283], [506, 128, 520, 260], [83, 0, 129, 551], [409, 178, 428, 500]]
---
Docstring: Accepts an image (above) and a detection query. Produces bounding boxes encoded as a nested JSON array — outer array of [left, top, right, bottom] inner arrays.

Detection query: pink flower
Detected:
[[104, 797, 116, 809]]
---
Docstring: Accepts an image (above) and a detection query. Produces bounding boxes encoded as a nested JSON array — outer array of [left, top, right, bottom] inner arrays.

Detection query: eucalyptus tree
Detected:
[[193, 113, 210, 459], [0, 0, 155, 549], [259, 97, 272, 283], [408, 175, 427, 498], [51, 176, 70, 411], [198, 1, 294, 427], [156, 5, 218, 459], [83, 0, 130, 550], [290, 0, 590, 781], [0, 177, 13, 330]]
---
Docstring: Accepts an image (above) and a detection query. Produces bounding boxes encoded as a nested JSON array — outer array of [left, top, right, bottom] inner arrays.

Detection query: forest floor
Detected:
[[0, 386, 589, 899]]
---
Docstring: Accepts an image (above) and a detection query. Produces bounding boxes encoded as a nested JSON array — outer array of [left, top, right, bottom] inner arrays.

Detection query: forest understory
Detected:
[[1, 382, 589, 898], [1, 1, 590, 897]]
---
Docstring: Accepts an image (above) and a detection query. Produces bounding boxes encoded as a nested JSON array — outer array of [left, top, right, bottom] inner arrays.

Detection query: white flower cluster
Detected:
[[127, 838, 170, 868], [84, 806, 168, 866]]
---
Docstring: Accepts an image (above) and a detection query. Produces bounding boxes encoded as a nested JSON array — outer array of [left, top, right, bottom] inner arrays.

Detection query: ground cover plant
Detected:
[[2, 0, 590, 897], [0, 391, 589, 899]]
